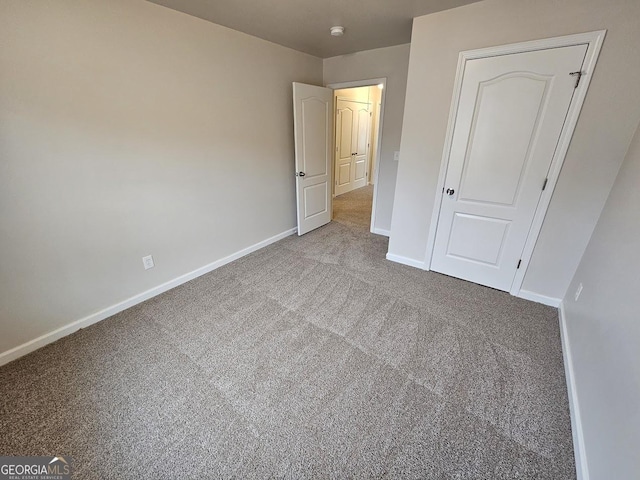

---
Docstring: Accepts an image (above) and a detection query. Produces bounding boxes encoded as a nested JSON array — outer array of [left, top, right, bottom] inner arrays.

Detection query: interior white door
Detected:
[[335, 99, 370, 196], [431, 44, 588, 291], [293, 82, 333, 236]]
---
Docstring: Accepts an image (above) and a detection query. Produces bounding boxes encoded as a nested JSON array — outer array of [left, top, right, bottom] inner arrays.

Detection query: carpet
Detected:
[[0, 185, 575, 478]]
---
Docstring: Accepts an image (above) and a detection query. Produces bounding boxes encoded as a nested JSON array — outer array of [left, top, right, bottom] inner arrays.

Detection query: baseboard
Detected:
[[0, 227, 297, 367], [559, 301, 589, 480], [385, 252, 426, 270], [516, 289, 561, 307], [372, 227, 391, 237]]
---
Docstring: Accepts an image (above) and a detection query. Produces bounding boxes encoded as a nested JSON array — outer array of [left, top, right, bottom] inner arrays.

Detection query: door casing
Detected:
[[425, 31, 606, 298]]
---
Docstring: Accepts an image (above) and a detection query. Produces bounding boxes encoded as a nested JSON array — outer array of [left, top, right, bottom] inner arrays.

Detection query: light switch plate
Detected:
[[142, 255, 155, 270]]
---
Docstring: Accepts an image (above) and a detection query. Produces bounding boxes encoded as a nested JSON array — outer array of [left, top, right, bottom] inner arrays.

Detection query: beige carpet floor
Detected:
[[0, 185, 575, 478]]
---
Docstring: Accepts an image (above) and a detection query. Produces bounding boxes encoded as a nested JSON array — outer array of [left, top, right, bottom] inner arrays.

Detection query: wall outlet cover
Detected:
[[393, 151, 400, 162], [142, 255, 155, 270]]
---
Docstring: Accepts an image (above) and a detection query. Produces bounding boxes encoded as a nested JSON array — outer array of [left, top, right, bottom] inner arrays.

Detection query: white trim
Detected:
[[516, 289, 561, 307], [386, 253, 427, 270], [0, 227, 297, 367], [327, 78, 387, 235], [559, 301, 589, 480], [372, 228, 391, 237], [327, 78, 386, 90], [422, 31, 606, 297]]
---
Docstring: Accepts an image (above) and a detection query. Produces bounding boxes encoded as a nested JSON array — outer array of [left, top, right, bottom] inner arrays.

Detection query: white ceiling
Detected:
[[146, 0, 482, 58]]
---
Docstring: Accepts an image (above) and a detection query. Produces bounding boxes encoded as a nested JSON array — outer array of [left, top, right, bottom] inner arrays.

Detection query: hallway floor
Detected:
[[333, 184, 374, 229]]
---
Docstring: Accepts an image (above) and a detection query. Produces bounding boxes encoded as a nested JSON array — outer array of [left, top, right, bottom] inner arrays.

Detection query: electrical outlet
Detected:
[[142, 255, 155, 270], [393, 151, 400, 162], [574, 282, 583, 302]]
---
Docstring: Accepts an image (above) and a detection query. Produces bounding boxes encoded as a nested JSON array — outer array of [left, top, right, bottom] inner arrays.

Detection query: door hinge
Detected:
[[569, 71, 583, 88], [517, 259, 522, 269], [542, 178, 548, 191]]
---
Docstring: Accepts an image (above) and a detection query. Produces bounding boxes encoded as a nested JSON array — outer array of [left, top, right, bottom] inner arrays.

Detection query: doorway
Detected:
[[330, 82, 384, 231], [291, 78, 386, 236]]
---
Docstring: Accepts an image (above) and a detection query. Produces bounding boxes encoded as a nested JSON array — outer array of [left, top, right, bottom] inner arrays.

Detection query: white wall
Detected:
[[0, 0, 322, 356], [388, 0, 640, 300], [562, 121, 640, 479], [324, 44, 410, 234]]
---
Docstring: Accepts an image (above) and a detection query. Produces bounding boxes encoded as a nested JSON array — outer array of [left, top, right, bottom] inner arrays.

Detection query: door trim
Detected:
[[424, 31, 606, 296], [327, 78, 387, 235]]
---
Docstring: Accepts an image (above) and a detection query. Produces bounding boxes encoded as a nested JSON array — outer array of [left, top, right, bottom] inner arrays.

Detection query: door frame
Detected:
[[424, 31, 606, 297], [327, 78, 387, 235]]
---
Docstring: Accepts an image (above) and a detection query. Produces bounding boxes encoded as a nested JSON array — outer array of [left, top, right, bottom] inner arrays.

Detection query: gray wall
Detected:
[[562, 121, 640, 479], [323, 44, 411, 234], [388, 0, 640, 300], [0, 0, 322, 355]]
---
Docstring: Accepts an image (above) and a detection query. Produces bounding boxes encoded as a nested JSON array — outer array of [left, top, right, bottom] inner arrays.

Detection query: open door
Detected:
[[293, 82, 333, 236]]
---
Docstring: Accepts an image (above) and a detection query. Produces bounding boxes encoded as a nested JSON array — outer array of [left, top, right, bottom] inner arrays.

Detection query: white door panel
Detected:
[[338, 163, 350, 186], [431, 44, 588, 291], [293, 83, 333, 235], [300, 98, 329, 178], [447, 213, 510, 266], [458, 73, 549, 206], [354, 159, 366, 182], [303, 183, 328, 218]]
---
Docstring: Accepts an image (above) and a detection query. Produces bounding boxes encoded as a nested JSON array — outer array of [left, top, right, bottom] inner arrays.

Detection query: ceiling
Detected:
[[146, 0, 482, 58]]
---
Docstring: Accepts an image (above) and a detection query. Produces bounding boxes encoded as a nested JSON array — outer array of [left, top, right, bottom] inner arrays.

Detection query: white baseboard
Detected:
[[559, 301, 589, 480], [372, 227, 391, 237], [516, 289, 561, 307], [0, 227, 297, 367], [385, 252, 426, 270]]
